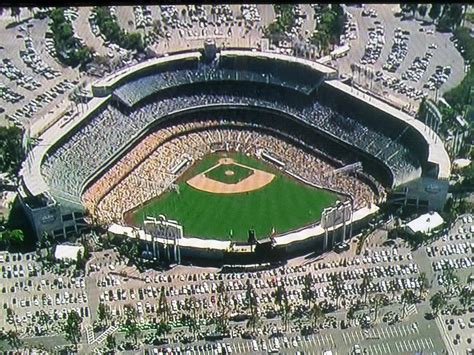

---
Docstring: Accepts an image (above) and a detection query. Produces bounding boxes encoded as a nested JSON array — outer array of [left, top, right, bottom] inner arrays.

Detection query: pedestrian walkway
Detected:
[[405, 304, 417, 317], [85, 324, 94, 344], [90, 325, 117, 345]]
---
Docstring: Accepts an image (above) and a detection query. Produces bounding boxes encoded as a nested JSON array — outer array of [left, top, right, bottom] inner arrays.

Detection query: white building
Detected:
[[406, 212, 444, 235], [54, 244, 84, 262]]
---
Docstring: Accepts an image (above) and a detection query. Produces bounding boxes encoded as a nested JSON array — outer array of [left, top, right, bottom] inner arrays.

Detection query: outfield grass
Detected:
[[129, 152, 339, 241], [205, 163, 254, 184]]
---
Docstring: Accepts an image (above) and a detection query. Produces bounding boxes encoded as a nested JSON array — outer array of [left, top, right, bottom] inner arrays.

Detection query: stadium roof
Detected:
[[221, 50, 337, 76], [325, 80, 451, 179], [54, 244, 84, 261], [94, 52, 202, 91], [20, 97, 109, 201], [406, 212, 444, 235]]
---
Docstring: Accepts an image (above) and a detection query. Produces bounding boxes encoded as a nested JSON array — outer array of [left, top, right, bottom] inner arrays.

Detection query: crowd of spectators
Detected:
[[113, 67, 316, 107], [82, 118, 376, 225], [43, 89, 419, 207]]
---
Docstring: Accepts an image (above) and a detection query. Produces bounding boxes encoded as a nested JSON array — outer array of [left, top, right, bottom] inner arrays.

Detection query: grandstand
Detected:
[[18, 48, 450, 261]]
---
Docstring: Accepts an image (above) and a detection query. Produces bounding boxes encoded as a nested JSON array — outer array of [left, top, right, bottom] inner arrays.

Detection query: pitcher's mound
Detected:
[[225, 170, 235, 176]]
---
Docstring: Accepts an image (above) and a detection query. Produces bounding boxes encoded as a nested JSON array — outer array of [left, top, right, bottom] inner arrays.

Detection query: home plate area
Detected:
[[186, 158, 275, 194]]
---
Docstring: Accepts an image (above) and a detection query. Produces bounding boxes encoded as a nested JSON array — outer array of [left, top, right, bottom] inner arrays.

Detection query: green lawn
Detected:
[[204, 163, 254, 184], [128, 152, 339, 241]]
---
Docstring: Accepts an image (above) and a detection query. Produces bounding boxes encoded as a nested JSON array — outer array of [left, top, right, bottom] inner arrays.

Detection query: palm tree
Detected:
[[123, 304, 140, 347], [442, 266, 460, 296], [371, 294, 385, 323], [98, 303, 111, 329], [346, 305, 356, 327], [63, 310, 82, 352], [246, 280, 260, 334], [329, 274, 345, 309], [6, 307, 18, 332], [310, 302, 324, 329], [38, 310, 51, 333], [302, 274, 314, 307], [417, 272, 429, 299], [360, 274, 373, 304], [158, 286, 171, 323], [275, 284, 285, 309], [246, 311, 261, 333], [246, 280, 257, 314], [187, 296, 200, 340], [215, 281, 231, 335]]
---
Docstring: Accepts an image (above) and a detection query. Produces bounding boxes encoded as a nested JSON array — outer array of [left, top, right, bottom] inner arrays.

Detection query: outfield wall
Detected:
[[107, 204, 379, 263]]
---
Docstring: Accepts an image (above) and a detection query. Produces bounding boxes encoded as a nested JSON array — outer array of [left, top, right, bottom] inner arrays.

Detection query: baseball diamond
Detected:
[[126, 152, 339, 241], [189, 157, 275, 193]]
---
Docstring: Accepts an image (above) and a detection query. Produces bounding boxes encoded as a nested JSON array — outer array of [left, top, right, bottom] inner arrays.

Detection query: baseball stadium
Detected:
[[18, 43, 450, 263]]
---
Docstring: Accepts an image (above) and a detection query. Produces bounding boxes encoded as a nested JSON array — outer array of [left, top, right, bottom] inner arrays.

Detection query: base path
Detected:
[[187, 158, 275, 194]]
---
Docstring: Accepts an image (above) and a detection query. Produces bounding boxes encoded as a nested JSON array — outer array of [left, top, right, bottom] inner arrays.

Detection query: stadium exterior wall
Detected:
[[107, 205, 378, 263]]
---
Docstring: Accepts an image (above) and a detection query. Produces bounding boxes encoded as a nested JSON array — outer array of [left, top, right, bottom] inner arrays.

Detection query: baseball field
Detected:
[[128, 152, 339, 241]]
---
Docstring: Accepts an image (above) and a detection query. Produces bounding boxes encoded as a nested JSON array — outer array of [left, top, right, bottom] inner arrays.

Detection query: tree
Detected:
[[0, 229, 24, 250], [329, 274, 345, 309], [310, 302, 324, 329], [186, 296, 200, 339], [459, 286, 473, 311], [360, 274, 373, 304], [245, 280, 260, 333], [275, 285, 291, 330], [246, 311, 261, 333], [442, 266, 460, 296], [418, 272, 430, 299], [371, 294, 385, 322], [6, 307, 17, 332], [105, 334, 116, 353], [0, 126, 24, 176], [447, 4, 464, 29], [215, 281, 231, 335], [346, 305, 356, 326], [302, 274, 314, 306], [409, 4, 418, 17], [430, 291, 447, 317], [155, 320, 171, 339], [63, 310, 82, 351], [38, 310, 51, 333], [123, 304, 140, 347], [429, 4, 442, 22], [157, 286, 170, 323], [98, 303, 111, 329], [246, 279, 257, 314], [0, 330, 22, 351]]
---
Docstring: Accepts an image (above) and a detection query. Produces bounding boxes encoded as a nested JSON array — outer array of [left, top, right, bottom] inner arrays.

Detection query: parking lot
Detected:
[[1, 5, 468, 130], [0, 251, 90, 339], [337, 4, 466, 111], [0, 11, 80, 128], [2, 211, 471, 353], [425, 215, 474, 355]]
